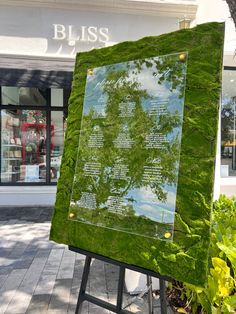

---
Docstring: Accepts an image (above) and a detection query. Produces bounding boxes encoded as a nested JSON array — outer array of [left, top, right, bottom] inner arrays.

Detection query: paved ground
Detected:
[[0, 207, 173, 314]]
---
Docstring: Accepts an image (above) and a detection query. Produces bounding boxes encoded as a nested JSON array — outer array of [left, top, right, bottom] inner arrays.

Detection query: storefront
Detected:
[[221, 66, 236, 196], [0, 0, 235, 205]]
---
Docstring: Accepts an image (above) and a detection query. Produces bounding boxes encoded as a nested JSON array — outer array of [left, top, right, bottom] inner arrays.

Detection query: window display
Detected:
[[1, 110, 47, 182], [0, 87, 68, 184], [1, 110, 22, 182], [50, 111, 66, 182], [221, 70, 236, 177]]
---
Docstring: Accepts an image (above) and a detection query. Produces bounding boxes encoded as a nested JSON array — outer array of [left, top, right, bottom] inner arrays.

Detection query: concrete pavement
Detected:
[[0, 207, 173, 314]]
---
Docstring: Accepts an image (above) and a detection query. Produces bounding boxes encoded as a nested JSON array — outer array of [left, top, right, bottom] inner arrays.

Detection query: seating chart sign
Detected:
[[68, 52, 188, 241]]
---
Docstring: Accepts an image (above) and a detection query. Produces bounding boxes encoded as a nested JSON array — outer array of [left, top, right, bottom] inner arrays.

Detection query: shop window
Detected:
[[1, 87, 19, 105], [51, 88, 63, 107], [0, 86, 68, 184], [50, 111, 66, 182], [221, 69, 236, 177], [2, 87, 47, 106], [1, 109, 47, 182]]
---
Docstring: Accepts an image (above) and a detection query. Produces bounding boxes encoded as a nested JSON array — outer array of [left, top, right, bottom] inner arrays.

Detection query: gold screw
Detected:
[[179, 53, 186, 62], [164, 232, 172, 239], [87, 69, 93, 75]]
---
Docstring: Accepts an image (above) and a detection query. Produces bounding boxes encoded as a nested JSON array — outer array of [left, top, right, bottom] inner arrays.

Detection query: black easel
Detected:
[[69, 246, 170, 314]]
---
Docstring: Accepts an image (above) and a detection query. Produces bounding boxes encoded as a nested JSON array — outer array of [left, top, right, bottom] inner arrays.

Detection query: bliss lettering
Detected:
[[53, 24, 109, 43]]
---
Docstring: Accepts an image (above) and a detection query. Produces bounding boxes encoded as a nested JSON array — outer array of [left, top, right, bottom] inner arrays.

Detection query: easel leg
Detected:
[[75, 256, 92, 314], [147, 275, 153, 314], [159, 279, 167, 314], [116, 266, 125, 311]]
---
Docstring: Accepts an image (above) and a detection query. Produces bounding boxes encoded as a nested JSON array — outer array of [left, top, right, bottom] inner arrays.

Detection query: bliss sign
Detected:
[[53, 24, 110, 46]]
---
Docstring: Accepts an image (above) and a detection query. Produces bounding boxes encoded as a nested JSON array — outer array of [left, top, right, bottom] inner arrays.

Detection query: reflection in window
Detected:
[[19, 88, 47, 106], [51, 89, 63, 107], [221, 70, 236, 177], [1, 86, 47, 106], [50, 111, 66, 182], [1, 86, 19, 105]]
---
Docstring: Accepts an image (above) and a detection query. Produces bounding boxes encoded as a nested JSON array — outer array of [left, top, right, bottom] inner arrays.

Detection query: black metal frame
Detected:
[[69, 246, 170, 314]]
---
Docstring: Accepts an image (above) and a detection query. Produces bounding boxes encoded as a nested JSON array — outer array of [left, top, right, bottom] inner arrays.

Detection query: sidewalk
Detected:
[[0, 207, 173, 314]]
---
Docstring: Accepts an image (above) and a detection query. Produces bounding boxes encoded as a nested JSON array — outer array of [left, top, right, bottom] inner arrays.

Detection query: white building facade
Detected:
[[0, 0, 235, 205]]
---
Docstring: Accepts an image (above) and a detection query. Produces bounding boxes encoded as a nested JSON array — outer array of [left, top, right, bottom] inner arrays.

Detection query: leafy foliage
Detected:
[[170, 196, 236, 313], [225, 0, 236, 28]]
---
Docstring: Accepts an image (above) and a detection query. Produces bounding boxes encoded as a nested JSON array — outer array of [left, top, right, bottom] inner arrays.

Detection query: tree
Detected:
[[225, 0, 236, 27]]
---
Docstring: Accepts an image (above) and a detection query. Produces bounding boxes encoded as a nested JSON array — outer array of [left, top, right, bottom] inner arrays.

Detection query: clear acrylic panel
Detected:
[[68, 53, 188, 241]]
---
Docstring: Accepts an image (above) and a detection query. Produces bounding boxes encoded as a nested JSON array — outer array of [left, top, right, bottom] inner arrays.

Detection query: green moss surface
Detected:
[[50, 22, 224, 286]]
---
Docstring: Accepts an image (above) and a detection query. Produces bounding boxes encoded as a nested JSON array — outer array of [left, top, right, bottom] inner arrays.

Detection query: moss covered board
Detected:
[[50, 22, 224, 286]]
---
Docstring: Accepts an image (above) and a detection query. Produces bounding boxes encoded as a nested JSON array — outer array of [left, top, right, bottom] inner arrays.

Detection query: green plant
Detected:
[[170, 195, 236, 313]]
